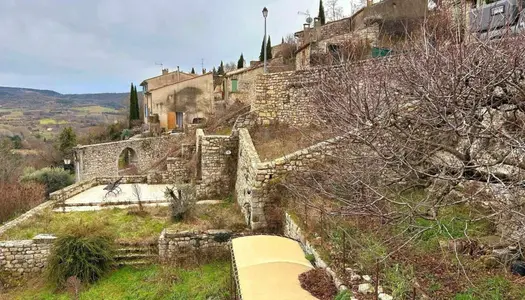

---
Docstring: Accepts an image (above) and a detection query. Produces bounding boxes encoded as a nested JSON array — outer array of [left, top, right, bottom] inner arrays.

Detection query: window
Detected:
[[231, 79, 238, 92]]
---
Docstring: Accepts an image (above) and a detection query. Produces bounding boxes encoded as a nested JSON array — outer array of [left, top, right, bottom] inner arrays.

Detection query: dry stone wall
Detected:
[[0, 235, 55, 280], [158, 229, 239, 264], [196, 129, 238, 199], [235, 128, 344, 230], [74, 135, 180, 181], [253, 64, 348, 126]]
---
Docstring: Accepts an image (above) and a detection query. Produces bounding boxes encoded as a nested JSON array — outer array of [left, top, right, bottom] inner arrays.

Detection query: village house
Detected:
[[294, 0, 429, 70], [141, 69, 214, 131], [222, 65, 264, 105]]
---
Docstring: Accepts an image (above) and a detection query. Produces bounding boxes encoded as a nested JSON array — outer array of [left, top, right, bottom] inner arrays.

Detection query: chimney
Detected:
[[314, 17, 321, 28], [303, 23, 311, 44], [162, 68, 169, 75]]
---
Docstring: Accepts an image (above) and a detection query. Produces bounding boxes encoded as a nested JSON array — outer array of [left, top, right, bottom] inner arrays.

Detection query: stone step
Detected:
[[115, 253, 157, 260], [116, 247, 157, 254], [116, 260, 152, 267]]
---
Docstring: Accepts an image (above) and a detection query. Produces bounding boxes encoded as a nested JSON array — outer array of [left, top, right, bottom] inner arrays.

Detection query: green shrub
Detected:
[[385, 264, 414, 299], [334, 290, 352, 300], [21, 167, 74, 195], [47, 222, 115, 288], [305, 253, 316, 264]]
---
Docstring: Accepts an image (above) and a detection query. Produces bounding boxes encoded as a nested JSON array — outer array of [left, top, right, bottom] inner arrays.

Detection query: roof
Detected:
[[139, 71, 197, 86], [146, 72, 213, 92], [231, 235, 316, 300], [225, 64, 263, 77]]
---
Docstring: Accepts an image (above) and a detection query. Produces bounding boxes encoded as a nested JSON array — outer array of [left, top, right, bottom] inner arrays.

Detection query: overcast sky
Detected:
[[0, 0, 353, 94]]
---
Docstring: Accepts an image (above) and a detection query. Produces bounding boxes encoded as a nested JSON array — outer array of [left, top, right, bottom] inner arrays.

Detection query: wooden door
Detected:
[[167, 112, 176, 130]]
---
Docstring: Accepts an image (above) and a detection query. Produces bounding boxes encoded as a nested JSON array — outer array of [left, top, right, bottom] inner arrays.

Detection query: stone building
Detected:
[[294, 0, 429, 70], [140, 68, 197, 123], [222, 65, 264, 105], [142, 73, 214, 131]]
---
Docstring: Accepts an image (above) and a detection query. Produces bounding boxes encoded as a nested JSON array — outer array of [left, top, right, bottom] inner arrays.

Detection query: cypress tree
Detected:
[[318, 0, 326, 25], [237, 53, 244, 69], [191, 67, 195, 74], [218, 61, 225, 75], [266, 36, 273, 60], [133, 85, 140, 120], [128, 83, 135, 124], [259, 35, 266, 61]]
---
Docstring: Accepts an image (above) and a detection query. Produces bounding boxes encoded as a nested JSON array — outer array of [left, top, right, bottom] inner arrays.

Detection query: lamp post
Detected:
[[262, 7, 268, 74]]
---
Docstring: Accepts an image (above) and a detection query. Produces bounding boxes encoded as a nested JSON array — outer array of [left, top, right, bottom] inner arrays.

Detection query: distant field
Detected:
[[39, 118, 68, 125], [73, 106, 119, 114]]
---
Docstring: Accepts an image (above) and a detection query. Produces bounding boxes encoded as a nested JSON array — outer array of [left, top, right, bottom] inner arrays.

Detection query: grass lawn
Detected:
[[73, 106, 119, 114], [39, 118, 57, 125], [0, 208, 169, 243], [0, 200, 247, 243], [2, 261, 231, 300]]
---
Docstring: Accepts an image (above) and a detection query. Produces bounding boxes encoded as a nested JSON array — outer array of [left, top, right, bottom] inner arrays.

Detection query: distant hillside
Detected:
[[0, 86, 140, 109]]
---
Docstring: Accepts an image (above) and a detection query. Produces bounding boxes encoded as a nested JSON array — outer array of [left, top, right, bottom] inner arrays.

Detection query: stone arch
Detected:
[[117, 147, 139, 175]]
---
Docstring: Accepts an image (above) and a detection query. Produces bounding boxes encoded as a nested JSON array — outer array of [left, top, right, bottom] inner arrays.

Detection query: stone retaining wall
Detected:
[[235, 128, 344, 230], [196, 129, 238, 199], [0, 234, 55, 280], [158, 229, 239, 264]]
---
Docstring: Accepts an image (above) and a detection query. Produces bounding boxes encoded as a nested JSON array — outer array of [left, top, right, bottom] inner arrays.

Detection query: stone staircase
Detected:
[[114, 241, 158, 267]]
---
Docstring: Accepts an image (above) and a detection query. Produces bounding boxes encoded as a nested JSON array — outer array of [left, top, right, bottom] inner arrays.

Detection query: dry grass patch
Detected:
[[168, 201, 247, 232], [250, 124, 333, 161]]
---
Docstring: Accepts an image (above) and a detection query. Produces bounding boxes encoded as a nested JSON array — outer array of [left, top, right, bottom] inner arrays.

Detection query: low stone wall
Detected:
[[0, 234, 55, 280], [284, 213, 347, 291], [0, 202, 55, 238], [158, 229, 238, 264], [48, 177, 98, 201], [49, 175, 149, 203]]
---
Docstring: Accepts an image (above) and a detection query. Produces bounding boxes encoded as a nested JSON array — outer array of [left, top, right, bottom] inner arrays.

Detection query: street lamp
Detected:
[[262, 7, 268, 74]]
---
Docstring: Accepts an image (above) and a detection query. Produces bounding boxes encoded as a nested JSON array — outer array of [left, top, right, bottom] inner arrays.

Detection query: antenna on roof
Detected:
[[298, 10, 313, 25], [155, 62, 163, 70]]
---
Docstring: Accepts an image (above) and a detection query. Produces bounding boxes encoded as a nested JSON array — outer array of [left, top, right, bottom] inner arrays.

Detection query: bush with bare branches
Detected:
[[0, 182, 45, 223]]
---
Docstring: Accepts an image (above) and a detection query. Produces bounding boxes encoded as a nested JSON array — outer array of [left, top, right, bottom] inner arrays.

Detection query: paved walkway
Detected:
[[54, 184, 173, 212]]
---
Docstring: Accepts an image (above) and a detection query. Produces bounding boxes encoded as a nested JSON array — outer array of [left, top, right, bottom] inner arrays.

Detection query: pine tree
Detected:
[[259, 35, 266, 61], [266, 36, 273, 60], [282, 37, 285, 44], [191, 67, 195, 74], [318, 0, 326, 25], [237, 53, 244, 69], [58, 127, 77, 158], [212, 67, 217, 75]]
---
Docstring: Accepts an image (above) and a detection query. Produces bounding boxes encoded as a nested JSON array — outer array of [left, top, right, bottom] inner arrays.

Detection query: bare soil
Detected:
[[299, 268, 337, 300]]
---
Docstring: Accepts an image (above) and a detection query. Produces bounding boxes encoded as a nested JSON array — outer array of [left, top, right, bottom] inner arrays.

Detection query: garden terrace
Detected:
[[0, 200, 246, 244], [249, 124, 333, 162]]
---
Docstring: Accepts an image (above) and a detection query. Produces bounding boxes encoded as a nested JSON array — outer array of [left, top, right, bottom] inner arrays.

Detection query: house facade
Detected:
[[223, 65, 264, 105], [142, 73, 214, 131]]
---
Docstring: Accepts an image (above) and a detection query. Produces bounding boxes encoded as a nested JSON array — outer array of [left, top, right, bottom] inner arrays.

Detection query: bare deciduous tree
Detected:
[[326, 0, 344, 21], [284, 16, 525, 257]]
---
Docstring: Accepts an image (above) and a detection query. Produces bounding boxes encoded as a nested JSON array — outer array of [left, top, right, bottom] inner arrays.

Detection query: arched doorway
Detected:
[[118, 147, 138, 175]]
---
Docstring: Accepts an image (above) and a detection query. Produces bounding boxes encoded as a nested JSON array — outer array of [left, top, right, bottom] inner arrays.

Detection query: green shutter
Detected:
[[231, 79, 238, 92]]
